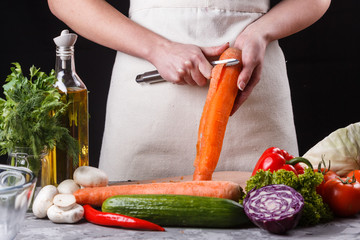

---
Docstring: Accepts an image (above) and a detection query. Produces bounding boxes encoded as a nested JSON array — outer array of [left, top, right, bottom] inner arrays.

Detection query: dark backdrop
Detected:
[[0, 1, 359, 166]]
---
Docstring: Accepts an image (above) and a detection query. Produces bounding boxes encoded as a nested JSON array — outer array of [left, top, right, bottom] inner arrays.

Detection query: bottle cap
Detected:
[[53, 29, 77, 47], [53, 30, 78, 93]]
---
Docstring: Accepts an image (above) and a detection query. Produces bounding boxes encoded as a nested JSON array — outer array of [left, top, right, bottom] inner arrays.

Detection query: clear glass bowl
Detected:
[[0, 164, 37, 240]]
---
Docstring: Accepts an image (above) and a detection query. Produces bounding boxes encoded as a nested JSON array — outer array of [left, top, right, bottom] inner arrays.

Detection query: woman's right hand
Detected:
[[149, 41, 229, 86]]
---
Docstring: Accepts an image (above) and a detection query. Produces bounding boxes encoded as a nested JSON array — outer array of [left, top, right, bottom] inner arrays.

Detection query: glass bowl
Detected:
[[0, 164, 37, 240]]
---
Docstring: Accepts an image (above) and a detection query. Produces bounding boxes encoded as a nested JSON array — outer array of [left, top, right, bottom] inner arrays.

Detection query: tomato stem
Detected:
[[336, 174, 356, 184], [317, 155, 331, 175]]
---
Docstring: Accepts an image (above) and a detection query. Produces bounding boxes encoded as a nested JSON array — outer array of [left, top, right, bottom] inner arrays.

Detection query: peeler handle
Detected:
[[135, 58, 240, 84]]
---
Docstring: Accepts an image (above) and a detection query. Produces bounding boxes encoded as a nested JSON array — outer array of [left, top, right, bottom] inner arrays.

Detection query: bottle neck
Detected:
[[55, 46, 76, 73], [54, 46, 86, 92]]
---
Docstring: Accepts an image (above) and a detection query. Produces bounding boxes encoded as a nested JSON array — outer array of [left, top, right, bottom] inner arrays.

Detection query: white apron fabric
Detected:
[[99, 0, 299, 181]]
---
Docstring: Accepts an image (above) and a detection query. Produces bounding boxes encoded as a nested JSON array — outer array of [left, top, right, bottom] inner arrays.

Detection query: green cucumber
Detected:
[[102, 194, 249, 228]]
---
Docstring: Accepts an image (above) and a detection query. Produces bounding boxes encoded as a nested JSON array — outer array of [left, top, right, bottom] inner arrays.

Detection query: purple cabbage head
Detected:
[[243, 184, 304, 234]]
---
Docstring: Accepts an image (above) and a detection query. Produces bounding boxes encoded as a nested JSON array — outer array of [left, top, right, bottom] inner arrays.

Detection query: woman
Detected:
[[48, 0, 331, 181]]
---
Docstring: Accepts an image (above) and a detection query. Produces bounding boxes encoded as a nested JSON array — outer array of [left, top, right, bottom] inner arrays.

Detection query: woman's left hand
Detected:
[[230, 27, 268, 115], [229, 0, 331, 115]]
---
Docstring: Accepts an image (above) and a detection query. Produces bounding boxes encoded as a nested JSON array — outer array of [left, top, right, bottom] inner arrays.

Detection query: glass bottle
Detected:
[[46, 29, 89, 186]]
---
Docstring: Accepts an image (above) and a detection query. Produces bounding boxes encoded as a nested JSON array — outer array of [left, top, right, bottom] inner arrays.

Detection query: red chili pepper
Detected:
[[251, 147, 313, 176], [83, 204, 165, 231]]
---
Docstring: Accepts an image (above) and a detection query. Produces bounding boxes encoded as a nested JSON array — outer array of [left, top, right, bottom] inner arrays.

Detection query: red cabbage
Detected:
[[243, 184, 304, 234]]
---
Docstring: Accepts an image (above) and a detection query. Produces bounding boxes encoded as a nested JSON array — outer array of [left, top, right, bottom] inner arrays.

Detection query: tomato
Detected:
[[318, 169, 338, 181], [347, 170, 360, 182], [315, 168, 338, 196], [322, 177, 360, 217]]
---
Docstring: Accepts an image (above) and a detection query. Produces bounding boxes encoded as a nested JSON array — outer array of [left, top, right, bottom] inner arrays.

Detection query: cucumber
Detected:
[[102, 194, 249, 228]]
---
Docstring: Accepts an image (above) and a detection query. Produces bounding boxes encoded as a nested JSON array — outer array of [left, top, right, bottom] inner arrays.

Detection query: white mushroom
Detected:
[[47, 204, 84, 223], [53, 194, 77, 211], [57, 179, 80, 194], [73, 166, 108, 188], [32, 185, 58, 218]]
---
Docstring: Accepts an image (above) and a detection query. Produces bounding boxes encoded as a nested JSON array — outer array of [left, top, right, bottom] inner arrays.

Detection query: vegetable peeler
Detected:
[[135, 58, 240, 84]]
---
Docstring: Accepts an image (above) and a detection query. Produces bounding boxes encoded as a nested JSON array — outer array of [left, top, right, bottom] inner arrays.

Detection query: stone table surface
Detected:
[[14, 213, 360, 240]]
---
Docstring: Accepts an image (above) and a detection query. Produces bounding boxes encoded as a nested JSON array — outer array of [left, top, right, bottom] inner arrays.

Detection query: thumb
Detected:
[[200, 42, 229, 57], [198, 42, 229, 79]]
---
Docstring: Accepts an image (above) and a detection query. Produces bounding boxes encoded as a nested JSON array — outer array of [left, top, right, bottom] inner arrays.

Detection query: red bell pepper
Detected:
[[83, 204, 165, 231], [252, 147, 313, 176]]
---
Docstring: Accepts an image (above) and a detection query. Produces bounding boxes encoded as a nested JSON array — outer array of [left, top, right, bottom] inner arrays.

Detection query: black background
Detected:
[[0, 1, 359, 167]]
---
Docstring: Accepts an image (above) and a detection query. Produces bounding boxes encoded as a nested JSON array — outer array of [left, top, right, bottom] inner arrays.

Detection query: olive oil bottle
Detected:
[[44, 30, 89, 186]]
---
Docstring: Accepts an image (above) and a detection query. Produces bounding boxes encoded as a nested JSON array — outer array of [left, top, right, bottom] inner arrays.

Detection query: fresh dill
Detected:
[[0, 63, 79, 168]]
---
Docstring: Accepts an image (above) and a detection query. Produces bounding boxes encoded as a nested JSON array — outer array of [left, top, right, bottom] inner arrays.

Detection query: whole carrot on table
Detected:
[[193, 47, 243, 181], [73, 180, 242, 207]]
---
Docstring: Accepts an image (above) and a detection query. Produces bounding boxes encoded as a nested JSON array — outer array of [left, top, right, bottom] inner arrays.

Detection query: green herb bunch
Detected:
[[0, 63, 78, 163]]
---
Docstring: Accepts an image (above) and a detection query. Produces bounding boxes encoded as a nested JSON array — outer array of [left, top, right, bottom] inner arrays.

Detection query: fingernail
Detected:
[[184, 60, 192, 67], [238, 81, 246, 91], [177, 68, 185, 74]]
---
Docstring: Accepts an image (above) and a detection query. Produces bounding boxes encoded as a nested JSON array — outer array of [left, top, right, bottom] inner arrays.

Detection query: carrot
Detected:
[[194, 63, 225, 168], [193, 47, 242, 181], [74, 180, 242, 207]]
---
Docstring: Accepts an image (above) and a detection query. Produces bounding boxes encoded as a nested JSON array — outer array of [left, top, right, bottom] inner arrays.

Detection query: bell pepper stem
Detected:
[[286, 157, 314, 170]]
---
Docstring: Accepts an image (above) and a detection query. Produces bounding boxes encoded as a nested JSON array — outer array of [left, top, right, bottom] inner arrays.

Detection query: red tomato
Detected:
[[347, 170, 360, 182], [322, 177, 360, 217], [315, 168, 338, 196]]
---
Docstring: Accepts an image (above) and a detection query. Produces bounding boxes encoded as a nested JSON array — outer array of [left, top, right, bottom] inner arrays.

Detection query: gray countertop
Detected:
[[14, 213, 360, 240]]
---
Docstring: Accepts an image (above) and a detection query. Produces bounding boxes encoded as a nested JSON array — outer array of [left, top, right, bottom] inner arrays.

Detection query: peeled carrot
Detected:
[[74, 180, 242, 207], [193, 47, 242, 181]]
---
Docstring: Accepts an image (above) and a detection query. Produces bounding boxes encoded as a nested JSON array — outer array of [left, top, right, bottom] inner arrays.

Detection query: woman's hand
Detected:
[[149, 41, 229, 86], [231, 28, 268, 115], [229, 0, 330, 115]]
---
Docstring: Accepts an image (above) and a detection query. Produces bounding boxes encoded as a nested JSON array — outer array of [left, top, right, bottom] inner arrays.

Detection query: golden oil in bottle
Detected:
[[46, 88, 89, 185], [43, 30, 89, 186]]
